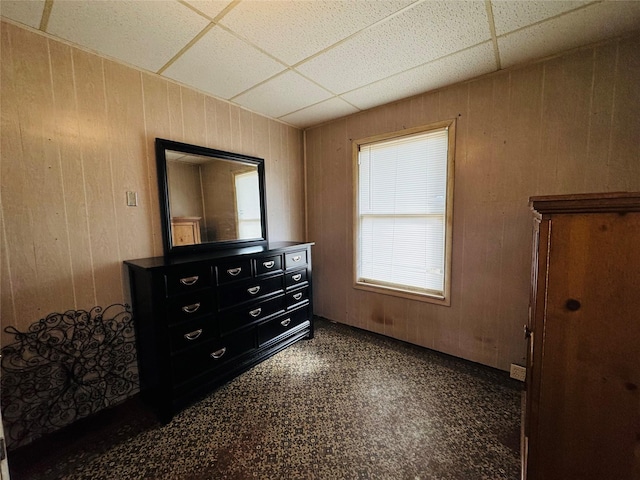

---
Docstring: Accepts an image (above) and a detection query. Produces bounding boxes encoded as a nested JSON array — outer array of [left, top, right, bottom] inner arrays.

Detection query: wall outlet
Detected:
[[510, 364, 527, 382]]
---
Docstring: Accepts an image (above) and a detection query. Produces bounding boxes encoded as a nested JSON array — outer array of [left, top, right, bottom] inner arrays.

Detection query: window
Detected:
[[354, 121, 455, 305], [234, 170, 262, 238]]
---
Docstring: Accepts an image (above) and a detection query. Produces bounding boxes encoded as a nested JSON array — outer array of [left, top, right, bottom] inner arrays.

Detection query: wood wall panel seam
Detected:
[[305, 33, 640, 371], [1, 22, 305, 341]]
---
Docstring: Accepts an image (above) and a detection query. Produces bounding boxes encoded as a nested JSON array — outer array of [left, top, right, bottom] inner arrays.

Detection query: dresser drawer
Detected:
[[169, 315, 217, 352], [219, 295, 285, 337], [218, 274, 283, 309], [215, 258, 252, 285], [285, 250, 308, 270], [165, 265, 212, 296], [286, 286, 309, 309], [285, 269, 307, 288], [171, 333, 255, 383], [167, 291, 215, 325], [257, 306, 310, 346], [255, 254, 283, 276]]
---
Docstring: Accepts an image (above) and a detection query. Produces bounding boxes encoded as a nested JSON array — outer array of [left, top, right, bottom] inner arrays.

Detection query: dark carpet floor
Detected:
[[8, 318, 522, 480]]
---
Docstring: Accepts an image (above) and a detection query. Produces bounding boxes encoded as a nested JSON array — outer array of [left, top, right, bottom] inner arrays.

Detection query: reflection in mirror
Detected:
[[156, 138, 267, 255], [166, 151, 261, 245], [234, 170, 261, 238]]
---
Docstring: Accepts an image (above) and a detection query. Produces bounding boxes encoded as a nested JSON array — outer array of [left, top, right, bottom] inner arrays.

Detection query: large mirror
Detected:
[[156, 138, 268, 256]]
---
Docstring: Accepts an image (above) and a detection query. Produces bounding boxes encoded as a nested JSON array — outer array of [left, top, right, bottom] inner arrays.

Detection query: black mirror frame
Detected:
[[155, 138, 268, 256]]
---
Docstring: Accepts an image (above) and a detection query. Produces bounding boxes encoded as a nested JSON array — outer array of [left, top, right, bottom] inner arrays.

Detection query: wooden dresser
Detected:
[[125, 241, 313, 421], [525, 193, 640, 480], [170, 216, 202, 246]]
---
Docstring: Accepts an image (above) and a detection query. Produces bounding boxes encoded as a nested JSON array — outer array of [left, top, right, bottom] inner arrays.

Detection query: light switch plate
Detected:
[[126, 191, 138, 206]]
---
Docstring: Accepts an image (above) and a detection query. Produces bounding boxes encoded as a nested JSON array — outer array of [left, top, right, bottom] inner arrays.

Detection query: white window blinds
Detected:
[[357, 128, 449, 296]]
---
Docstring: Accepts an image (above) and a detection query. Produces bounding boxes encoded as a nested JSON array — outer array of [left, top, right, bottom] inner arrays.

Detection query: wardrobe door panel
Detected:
[[537, 213, 640, 480]]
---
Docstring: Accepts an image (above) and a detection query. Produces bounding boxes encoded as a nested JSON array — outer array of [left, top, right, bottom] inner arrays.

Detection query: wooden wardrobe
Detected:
[[524, 192, 640, 480]]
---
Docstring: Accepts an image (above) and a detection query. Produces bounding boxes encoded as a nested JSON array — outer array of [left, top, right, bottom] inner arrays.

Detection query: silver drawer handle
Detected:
[[292, 274, 302, 281], [179, 275, 199, 286], [247, 286, 261, 295], [292, 255, 301, 262], [293, 293, 303, 301], [182, 302, 201, 314], [210, 347, 226, 359], [184, 329, 203, 341], [249, 307, 262, 317], [281, 318, 291, 327], [263, 260, 275, 268], [227, 267, 242, 276]]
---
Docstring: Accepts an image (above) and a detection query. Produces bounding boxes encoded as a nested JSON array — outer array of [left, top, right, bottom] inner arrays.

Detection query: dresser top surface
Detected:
[[530, 192, 640, 215], [125, 241, 314, 270]]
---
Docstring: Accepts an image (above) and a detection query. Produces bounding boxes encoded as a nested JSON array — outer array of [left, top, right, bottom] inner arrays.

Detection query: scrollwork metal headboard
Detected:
[[1, 304, 139, 450]]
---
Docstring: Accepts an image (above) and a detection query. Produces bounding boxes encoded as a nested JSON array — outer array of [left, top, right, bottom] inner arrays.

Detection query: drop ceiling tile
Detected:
[[498, 1, 640, 68], [491, 1, 592, 36], [342, 42, 496, 111], [0, 0, 45, 29], [163, 25, 286, 100], [219, 0, 414, 66], [233, 71, 333, 119], [297, 0, 491, 94], [46, 1, 209, 72], [183, 1, 231, 20], [279, 97, 359, 128]]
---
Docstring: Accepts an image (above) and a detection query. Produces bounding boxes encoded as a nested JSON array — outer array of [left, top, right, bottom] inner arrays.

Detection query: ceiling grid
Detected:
[[1, 0, 639, 128]]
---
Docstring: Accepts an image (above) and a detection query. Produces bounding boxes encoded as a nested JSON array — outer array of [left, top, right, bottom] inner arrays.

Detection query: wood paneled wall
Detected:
[[306, 34, 640, 371], [0, 21, 305, 345]]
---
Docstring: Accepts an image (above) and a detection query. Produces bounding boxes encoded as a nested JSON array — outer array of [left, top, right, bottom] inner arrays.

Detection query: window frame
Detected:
[[352, 119, 456, 306]]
